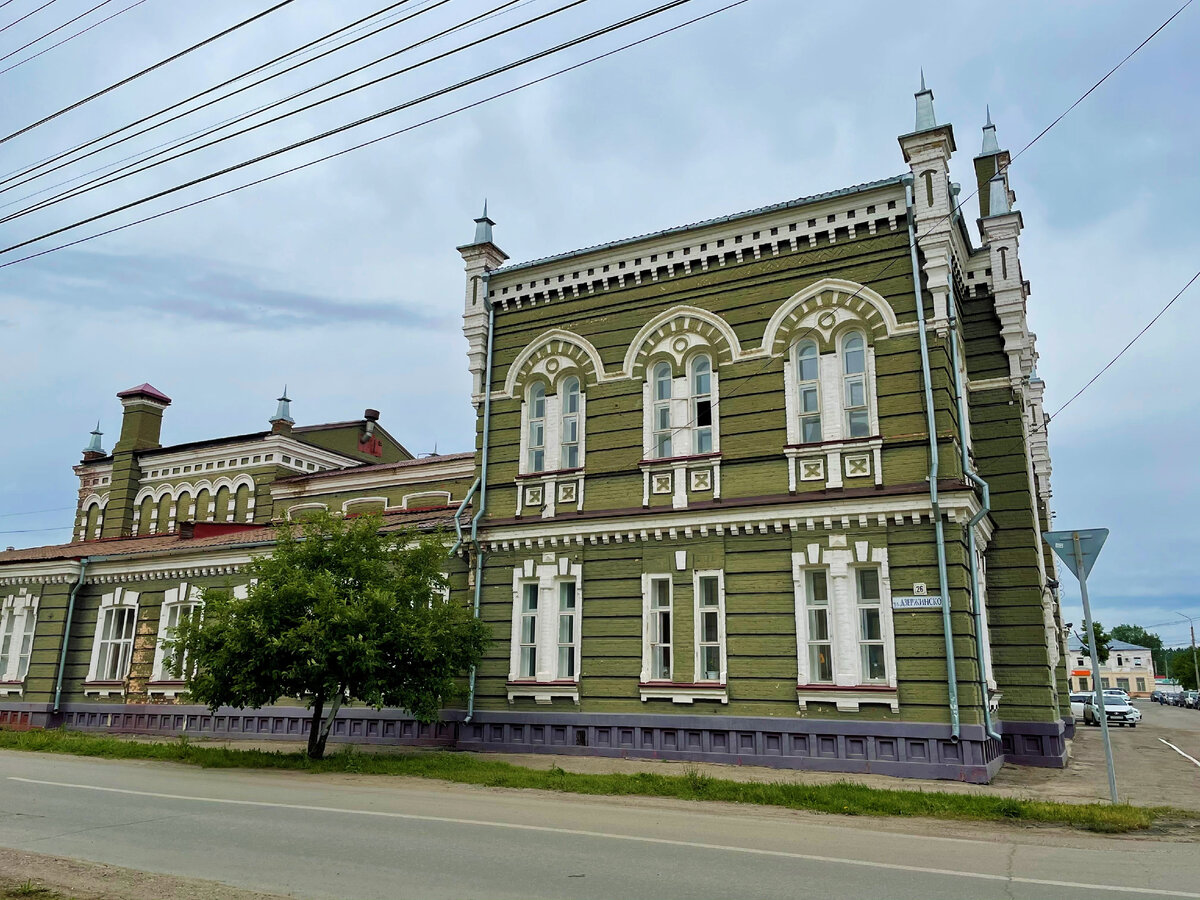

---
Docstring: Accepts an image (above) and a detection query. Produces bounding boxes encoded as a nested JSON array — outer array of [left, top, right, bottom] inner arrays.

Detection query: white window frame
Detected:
[[508, 557, 583, 686], [853, 567, 887, 684], [518, 377, 587, 477], [151, 582, 202, 683], [641, 574, 673, 682], [643, 355, 722, 461], [560, 376, 582, 470], [690, 355, 715, 455], [86, 587, 139, 683], [516, 580, 539, 680], [842, 331, 870, 439], [693, 570, 726, 684], [798, 568, 835, 685], [793, 549, 896, 692], [782, 332, 879, 446], [794, 340, 822, 444], [0, 591, 39, 684], [556, 579, 580, 680], [526, 382, 547, 473]]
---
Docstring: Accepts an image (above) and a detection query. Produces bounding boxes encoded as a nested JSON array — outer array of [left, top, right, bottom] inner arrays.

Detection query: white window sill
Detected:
[[82, 681, 125, 698], [147, 680, 189, 698], [796, 686, 898, 712], [639, 683, 728, 704], [0, 683, 23, 697], [506, 682, 579, 705]]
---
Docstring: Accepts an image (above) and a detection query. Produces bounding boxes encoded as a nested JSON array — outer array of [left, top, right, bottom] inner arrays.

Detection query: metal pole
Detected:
[[1178, 613, 1199, 692], [1075, 532, 1118, 804]]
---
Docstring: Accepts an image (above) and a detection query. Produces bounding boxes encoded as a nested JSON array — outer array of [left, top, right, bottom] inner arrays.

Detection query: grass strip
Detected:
[[0, 727, 1171, 833]]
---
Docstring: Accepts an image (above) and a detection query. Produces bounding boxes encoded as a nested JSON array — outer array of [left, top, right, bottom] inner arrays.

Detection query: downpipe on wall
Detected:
[[465, 289, 496, 724], [449, 477, 481, 558], [53, 556, 89, 714], [904, 177, 960, 742], [948, 302, 1003, 744]]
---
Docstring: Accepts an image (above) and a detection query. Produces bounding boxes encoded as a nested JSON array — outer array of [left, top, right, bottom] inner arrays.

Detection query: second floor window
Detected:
[[527, 383, 546, 472], [796, 341, 821, 443], [843, 332, 869, 438], [691, 355, 713, 453], [652, 362, 673, 458], [561, 377, 580, 469]]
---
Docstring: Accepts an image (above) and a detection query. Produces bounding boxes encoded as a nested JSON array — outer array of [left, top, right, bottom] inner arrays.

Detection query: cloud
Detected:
[[1, 250, 452, 329]]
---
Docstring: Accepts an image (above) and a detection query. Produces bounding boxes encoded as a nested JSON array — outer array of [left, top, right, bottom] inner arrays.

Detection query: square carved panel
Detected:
[[524, 485, 544, 507], [651, 472, 672, 495], [689, 469, 711, 492], [844, 454, 870, 478], [799, 458, 825, 482], [557, 481, 577, 503]]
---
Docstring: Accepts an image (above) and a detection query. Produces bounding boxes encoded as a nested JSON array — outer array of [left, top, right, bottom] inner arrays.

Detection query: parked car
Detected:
[[1183, 691, 1200, 709], [1103, 688, 1130, 702], [1069, 692, 1091, 718], [1150, 690, 1165, 703], [1083, 696, 1141, 727]]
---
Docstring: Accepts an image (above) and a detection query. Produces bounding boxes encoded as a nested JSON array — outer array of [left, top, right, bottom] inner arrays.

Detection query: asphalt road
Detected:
[[0, 751, 1197, 900]]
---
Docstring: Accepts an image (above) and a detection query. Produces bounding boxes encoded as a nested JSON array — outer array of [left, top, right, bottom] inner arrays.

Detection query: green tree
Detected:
[[1169, 648, 1199, 690], [1111, 624, 1166, 672], [1078, 620, 1112, 665], [170, 511, 489, 759]]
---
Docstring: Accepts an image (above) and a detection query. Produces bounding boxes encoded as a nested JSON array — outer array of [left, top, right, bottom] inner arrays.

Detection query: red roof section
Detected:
[[116, 383, 172, 403], [0, 508, 462, 565]]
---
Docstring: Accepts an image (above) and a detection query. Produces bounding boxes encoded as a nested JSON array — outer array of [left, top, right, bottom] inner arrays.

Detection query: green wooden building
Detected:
[[0, 84, 1068, 781]]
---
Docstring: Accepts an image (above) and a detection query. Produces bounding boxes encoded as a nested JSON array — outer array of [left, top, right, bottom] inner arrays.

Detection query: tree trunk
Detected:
[[307, 694, 324, 759]]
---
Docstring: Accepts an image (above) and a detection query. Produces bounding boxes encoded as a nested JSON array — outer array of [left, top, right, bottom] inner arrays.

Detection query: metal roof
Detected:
[[1066, 636, 1151, 652], [492, 175, 907, 276]]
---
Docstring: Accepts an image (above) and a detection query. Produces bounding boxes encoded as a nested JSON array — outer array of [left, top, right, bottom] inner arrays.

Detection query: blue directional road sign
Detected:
[[1043, 529, 1109, 580]]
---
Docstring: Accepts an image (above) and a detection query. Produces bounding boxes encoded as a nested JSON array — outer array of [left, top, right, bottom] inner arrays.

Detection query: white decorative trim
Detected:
[[502, 329, 605, 398], [400, 491, 452, 510], [624, 306, 742, 378], [639, 685, 729, 704], [506, 686, 580, 705], [342, 496, 389, 513], [692, 569, 727, 684], [269, 455, 473, 500], [763, 278, 904, 353], [507, 555, 582, 684], [796, 689, 898, 712], [85, 587, 139, 684], [286, 502, 328, 521]]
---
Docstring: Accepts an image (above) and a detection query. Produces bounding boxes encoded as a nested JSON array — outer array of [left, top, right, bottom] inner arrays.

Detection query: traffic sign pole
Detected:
[[1074, 532, 1118, 805]]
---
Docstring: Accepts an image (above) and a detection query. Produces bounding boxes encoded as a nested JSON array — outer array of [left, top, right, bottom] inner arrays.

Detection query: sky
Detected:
[[1, 0, 1197, 648]]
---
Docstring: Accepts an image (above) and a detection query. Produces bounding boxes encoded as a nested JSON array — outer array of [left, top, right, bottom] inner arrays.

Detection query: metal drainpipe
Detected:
[[449, 477, 481, 558], [465, 290, 496, 723], [53, 556, 89, 715], [904, 177, 960, 741], [948, 305, 1003, 743]]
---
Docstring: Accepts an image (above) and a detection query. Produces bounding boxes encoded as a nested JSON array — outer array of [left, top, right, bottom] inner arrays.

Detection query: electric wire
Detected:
[[0, 0, 57, 36], [0, 0, 298, 148], [0, 0, 699, 254], [0, 0, 117, 64], [0, 505, 77, 518], [599, 0, 1195, 471], [0, 0, 535, 213], [0, 0, 747, 271], [1, 0, 540, 222], [0, 0, 150, 76], [0, 0, 430, 192]]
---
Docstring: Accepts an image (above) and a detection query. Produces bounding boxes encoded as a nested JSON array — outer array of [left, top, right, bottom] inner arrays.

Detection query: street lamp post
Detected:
[[1178, 612, 1200, 692]]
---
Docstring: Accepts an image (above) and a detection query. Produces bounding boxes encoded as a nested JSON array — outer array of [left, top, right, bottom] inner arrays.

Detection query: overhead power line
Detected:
[[0, 0, 750, 270], [0, 0, 299, 148], [0, 0, 58, 35], [0, 0, 150, 76], [0, 0, 427, 191], [0, 0, 118, 64], [1, 0, 536, 222], [0, 0, 697, 254]]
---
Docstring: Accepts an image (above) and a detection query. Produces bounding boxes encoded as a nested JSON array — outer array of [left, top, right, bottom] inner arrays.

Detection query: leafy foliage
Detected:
[[1077, 620, 1112, 665], [1168, 648, 1199, 690], [170, 511, 489, 758], [1110, 624, 1162, 652]]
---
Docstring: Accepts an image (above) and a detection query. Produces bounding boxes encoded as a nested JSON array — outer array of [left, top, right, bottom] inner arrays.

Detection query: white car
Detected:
[[1084, 695, 1141, 727], [1103, 688, 1131, 702], [1069, 692, 1091, 717]]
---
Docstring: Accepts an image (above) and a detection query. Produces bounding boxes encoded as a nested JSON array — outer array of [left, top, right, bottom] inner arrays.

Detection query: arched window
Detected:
[[842, 332, 869, 438], [795, 341, 821, 443], [652, 362, 673, 458], [691, 355, 713, 453], [560, 377, 580, 469], [527, 382, 546, 472]]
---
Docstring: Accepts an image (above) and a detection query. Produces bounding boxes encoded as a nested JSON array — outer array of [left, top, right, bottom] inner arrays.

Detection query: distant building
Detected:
[[0, 81, 1071, 783], [1067, 636, 1156, 697]]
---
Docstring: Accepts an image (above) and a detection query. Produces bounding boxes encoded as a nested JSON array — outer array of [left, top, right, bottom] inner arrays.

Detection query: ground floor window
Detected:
[[87, 588, 139, 683], [645, 576, 672, 681], [1136, 678, 1146, 693], [508, 558, 582, 684], [1116, 677, 1130, 692], [694, 571, 726, 683], [152, 582, 201, 682], [0, 591, 38, 682]]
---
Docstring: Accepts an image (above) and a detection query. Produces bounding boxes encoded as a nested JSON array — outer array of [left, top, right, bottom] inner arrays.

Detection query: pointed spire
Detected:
[[980, 105, 1000, 155], [914, 71, 936, 132], [988, 172, 1010, 216], [470, 199, 496, 246], [270, 385, 294, 427], [84, 421, 104, 455]]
